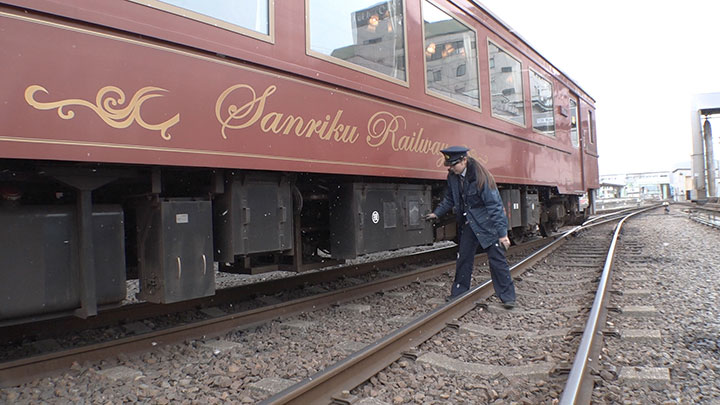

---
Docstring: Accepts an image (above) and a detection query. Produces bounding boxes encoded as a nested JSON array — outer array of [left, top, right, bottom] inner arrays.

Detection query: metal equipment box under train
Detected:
[[0, 205, 126, 320], [330, 183, 433, 259]]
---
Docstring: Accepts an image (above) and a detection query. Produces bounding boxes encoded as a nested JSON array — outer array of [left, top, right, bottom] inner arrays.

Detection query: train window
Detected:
[[588, 110, 595, 144], [307, 0, 407, 84], [488, 41, 525, 126], [569, 99, 579, 148], [130, 0, 272, 41], [530, 69, 555, 136], [422, 1, 480, 109]]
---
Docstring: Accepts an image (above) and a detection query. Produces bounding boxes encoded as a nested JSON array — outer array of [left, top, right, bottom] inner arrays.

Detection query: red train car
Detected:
[[0, 0, 599, 323]]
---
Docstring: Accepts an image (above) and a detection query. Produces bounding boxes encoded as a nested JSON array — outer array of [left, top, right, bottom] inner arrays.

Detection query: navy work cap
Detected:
[[440, 146, 469, 166]]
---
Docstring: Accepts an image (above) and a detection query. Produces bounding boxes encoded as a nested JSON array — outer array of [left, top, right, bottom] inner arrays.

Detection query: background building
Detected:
[[670, 168, 692, 201], [597, 181, 625, 199], [599, 168, 696, 203]]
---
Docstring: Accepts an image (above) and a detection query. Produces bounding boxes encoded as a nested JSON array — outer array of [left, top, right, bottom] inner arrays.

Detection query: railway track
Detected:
[[0, 208, 649, 399], [0, 238, 552, 387], [1, 244, 463, 341], [591, 207, 720, 403], [683, 204, 720, 229], [260, 208, 655, 404]]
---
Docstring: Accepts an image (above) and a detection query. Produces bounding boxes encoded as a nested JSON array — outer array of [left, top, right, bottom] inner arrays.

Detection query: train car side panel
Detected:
[[1, 8, 582, 192]]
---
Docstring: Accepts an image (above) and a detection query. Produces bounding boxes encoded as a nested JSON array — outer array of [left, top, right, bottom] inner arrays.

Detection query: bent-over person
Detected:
[[425, 146, 516, 308]]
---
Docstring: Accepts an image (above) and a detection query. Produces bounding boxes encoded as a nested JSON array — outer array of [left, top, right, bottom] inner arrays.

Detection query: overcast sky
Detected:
[[476, 0, 720, 175]]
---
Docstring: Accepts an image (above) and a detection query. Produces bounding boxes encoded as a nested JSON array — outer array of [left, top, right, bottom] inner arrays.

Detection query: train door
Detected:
[[579, 100, 600, 213], [570, 98, 583, 190], [582, 107, 600, 189]]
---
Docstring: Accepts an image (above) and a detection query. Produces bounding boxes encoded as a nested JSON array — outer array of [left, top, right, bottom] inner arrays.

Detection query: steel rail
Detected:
[[583, 207, 638, 226], [1, 236, 553, 387], [583, 205, 657, 227], [676, 200, 720, 213], [0, 236, 556, 389], [1, 244, 459, 338], [2, 236, 556, 343], [559, 206, 655, 404], [0, 259, 462, 387], [686, 206, 720, 229], [261, 227, 580, 405], [690, 215, 720, 229]]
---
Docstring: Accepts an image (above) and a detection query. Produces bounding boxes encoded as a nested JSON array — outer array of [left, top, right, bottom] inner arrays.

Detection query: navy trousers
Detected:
[[450, 222, 516, 303]]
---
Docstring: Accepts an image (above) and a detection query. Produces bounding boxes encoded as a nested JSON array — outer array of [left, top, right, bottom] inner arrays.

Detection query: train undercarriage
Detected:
[[0, 160, 591, 325]]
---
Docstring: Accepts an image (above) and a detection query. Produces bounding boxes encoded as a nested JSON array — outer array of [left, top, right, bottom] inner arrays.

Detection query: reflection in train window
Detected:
[[422, 0, 479, 109], [530, 69, 555, 136], [488, 41, 524, 125], [133, 0, 270, 38], [308, 0, 407, 83], [570, 99, 579, 148]]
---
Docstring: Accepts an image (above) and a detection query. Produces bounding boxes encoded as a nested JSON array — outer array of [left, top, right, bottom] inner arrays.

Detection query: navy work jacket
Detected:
[[432, 161, 508, 249]]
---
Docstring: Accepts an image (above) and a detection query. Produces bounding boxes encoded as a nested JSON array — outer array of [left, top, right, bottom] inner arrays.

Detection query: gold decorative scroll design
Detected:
[[25, 85, 180, 140]]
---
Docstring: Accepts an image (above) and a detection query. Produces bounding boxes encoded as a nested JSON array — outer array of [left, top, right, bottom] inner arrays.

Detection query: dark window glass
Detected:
[[570, 99, 579, 148], [309, 0, 406, 81], [423, 1, 479, 108], [488, 41, 524, 125], [530, 70, 555, 136]]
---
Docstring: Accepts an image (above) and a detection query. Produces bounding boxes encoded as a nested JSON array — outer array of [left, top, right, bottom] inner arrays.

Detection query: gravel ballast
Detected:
[[1, 207, 718, 403]]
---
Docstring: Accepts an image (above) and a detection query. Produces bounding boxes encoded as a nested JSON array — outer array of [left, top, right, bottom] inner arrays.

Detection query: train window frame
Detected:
[[588, 110, 596, 144], [305, 0, 410, 87], [569, 98, 579, 148], [420, 0, 482, 112], [127, 0, 275, 43], [529, 68, 555, 137], [487, 39, 525, 127]]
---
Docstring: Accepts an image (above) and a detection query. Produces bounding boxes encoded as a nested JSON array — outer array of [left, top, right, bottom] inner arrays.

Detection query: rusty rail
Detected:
[[559, 206, 655, 404]]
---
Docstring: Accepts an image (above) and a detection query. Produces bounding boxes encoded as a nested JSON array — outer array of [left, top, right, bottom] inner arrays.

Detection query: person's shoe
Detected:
[[503, 301, 516, 310]]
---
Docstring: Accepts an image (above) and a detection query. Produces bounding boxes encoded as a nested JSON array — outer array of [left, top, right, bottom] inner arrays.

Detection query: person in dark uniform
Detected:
[[425, 146, 516, 309]]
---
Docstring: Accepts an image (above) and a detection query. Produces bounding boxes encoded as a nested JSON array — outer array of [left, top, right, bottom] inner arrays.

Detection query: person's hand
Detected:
[[425, 213, 437, 221], [499, 236, 510, 250]]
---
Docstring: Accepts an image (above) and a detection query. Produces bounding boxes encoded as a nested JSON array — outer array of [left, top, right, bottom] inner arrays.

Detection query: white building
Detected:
[[600, 171, 671, 200], [670, 168, 692, 201]]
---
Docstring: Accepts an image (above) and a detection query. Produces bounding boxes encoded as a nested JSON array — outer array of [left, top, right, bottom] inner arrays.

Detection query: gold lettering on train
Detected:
[[24, 85, 180, 140], [215, 84, 276, 139], [367, 111, 448, 165], [216, 84, 359, 143], [216, 83, 451, 165]]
